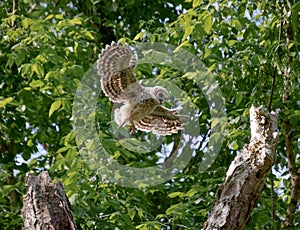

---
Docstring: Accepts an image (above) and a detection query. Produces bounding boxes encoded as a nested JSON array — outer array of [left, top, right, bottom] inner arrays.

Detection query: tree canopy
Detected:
[[0, 0, 299, 229]]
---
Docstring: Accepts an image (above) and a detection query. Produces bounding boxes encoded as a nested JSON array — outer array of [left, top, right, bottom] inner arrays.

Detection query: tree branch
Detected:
[[21, 171, 77, 230], [12, 0, 18, 27], [204, 105, 279, 230], [163, 133, 181, 169], [0, 140, 18, 207], [282, 7, 300, 226], [284, 119, 300, 227]]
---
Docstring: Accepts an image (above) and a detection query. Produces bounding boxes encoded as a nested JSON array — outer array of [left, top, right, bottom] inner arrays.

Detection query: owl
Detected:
[[97, 41, 186, 135]]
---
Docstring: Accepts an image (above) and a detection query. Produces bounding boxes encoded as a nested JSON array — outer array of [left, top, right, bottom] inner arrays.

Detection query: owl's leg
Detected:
[[129, 121, 135, 134]]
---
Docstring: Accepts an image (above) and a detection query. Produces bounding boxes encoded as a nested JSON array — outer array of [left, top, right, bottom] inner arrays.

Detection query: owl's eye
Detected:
[[158, 92, 165, 98], [157, 92, 167, 103]]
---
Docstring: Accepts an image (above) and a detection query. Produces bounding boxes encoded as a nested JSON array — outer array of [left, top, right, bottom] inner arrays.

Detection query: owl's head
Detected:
[[151, 86, 169, 104]]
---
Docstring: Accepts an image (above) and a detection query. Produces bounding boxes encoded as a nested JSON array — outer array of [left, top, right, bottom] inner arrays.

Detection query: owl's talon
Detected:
[[129, 124, 135, 134], [98, 42, 185, 136]]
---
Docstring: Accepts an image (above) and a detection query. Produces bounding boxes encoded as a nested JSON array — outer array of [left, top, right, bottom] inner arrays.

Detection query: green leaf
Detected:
[[57, 146, 70, 153], [31, 63, 44, 77], [204, 14, 212, 34], [134, 31, 145, 41], [229, 141, 239, 150], [137, 209, 143, 218], [228, 40, 237, 46], [29, 80, 44, 88], [84, 31, 94, 40], [27, 139, 33, 147], [45, 14, 54, 20], [183, 25, 194, 41], [55, 14, 64, 20], [236, 92, 243, 105], [49, 99, 62, 117], [166, 203, 181, 215], [211, 118, 220, 129], [70, 17, 82, 25], [168, 192, 183, 198], [173, 40, 191, 52], [292, 1, 300, 40], [21, 63, 31, 77], [288, 43, 294, 49], [74, 42, 79, 55], [193, 0, 202, 8], [6, 55, 15, 69], [62, 99, 72, 113], [289, 113, 300, 126], [0, 97, 13, 108], [128, 208, 136, 220], [185, 188, 197, 197]]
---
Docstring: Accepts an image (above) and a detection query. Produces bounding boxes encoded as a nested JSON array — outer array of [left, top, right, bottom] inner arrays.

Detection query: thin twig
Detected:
[[27, 3, 37, 14], [268, 5, 283, 113], [268, 67, 277, 112], [12, 0, 18, 27]]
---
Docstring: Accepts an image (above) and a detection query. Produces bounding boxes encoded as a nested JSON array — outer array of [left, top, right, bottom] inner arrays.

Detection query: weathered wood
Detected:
[[204, 105, 279, 230], [21, 171, 77, 230]]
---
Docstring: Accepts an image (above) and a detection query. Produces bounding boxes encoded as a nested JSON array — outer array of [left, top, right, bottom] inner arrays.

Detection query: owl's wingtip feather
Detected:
[[97, 41, 187, 136]]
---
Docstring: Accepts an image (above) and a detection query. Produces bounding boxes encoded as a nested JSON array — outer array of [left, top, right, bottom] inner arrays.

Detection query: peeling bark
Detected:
[[204, 105, 279, 230], [21, 171, 77, 230]]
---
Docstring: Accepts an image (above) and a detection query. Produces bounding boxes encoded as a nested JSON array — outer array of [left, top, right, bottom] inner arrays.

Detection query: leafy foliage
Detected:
[[0, 0, 299, 229]]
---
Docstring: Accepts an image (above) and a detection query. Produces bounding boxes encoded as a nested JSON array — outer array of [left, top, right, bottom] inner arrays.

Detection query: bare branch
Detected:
[[284, 119, 300, 227], [12, 0, 18, 27]]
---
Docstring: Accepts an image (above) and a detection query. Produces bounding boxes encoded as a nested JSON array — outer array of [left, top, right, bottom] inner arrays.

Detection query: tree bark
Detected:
[[284, 119, 300, 227], [282, 18, 300, 228], [21, 171, 77, 230], [204, 105, 279, 230]]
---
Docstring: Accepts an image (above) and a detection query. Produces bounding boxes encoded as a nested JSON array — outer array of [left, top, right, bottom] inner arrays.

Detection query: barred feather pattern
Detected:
[[97, 41, 141, 102], [97, 41, 187, 135], [133, 107, 186, 135]]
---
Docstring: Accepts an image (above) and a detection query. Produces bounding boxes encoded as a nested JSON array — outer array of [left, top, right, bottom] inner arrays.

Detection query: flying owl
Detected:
[[97, 41, 186, 135]]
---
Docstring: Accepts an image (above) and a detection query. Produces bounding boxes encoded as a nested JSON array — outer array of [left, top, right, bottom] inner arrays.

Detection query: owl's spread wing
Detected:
[[97, 42, 143, 103], [133, 106, 187, 135]]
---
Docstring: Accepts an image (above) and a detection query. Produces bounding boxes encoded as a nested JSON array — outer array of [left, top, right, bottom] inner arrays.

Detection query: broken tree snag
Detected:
[[21, 171, 77, 230], [204, 105, 279, 230]]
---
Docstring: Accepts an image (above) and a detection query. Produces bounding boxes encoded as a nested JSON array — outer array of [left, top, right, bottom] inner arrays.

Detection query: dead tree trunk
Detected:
[[204, 105, 279, 230], [21, 171, 77, 230]]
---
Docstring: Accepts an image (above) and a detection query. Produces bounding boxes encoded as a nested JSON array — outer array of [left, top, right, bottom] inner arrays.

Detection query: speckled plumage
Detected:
[[97, 41, 185, 135]]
